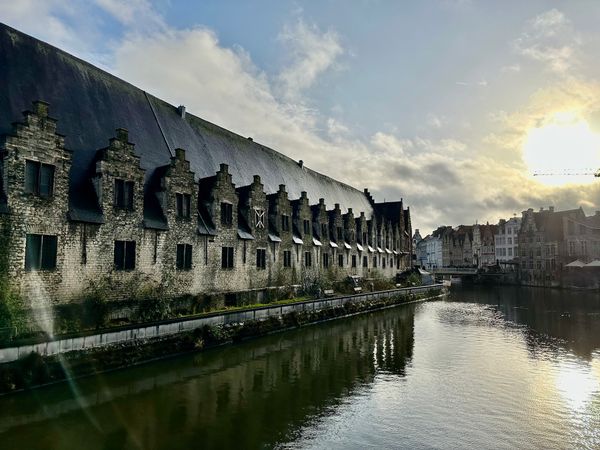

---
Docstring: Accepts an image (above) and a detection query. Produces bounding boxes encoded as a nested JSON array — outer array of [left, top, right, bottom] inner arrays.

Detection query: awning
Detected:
[[392, 250, 398, 255], [268, 233, 282, 243], [368, 245, 375, 253], [237, 229, 254, 240], [385, 248, 392, 254], [566, 259, 585, 267], [377, 247, 384, 253], [330, 241, 339, 248], [344, 242, 352, 250], [313, 238, 322, 247], [292, 235, 303, 245], [356, 243, 364, 251]]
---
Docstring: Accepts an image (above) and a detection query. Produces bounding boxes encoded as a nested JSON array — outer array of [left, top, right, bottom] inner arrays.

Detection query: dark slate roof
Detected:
[[0, 23, 374, 222], [531, 208, 585, 241]]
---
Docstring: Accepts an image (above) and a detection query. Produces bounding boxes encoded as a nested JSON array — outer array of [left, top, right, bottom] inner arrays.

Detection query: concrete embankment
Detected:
[[0, 284, 445, 394]]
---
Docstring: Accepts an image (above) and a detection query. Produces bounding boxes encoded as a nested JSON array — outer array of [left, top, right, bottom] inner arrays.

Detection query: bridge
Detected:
[[429, 268, 479, 276]]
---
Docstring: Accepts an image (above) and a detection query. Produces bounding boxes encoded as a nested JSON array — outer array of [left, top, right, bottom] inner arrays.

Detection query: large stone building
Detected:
[[0, 24, 413, 306], [472, 223, 497, 268]]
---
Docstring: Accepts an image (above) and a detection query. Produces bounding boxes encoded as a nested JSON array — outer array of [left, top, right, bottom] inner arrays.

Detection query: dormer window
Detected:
[[221, 202, 233, 226], [114, 179, 134, 210], [303, 219, 310, 235], [25, 160, 54, 198], [321, 223, 328, 239], [176, 193, 191, 218]]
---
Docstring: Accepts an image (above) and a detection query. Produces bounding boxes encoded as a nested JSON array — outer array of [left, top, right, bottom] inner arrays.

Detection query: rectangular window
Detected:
[[283, 250, 292, 267], [352, 255, 357, 268], [304, 251, 312, 267], [25, 160, 55, 197], [338, 254, 344, 267], [373, 257, 377, 268], [323, 253, 330, 268], [221, 246, 234, 269], [114, 240, 136, 271], [362, 232, 367, 244], [303, 219, 310, 235], [114, 179, 134, 210], [256, 248, 266, 269], [176, 193, 191, 218], [337, 227, 343, 241], [363, 256, 368, 268], [281, 215, 290, 232], [25, 234, 57, 271], [382, 257, 386, 268], [176, 244, 193, 270], [319, 223, 326, 239], [221, 202, 233, 226]]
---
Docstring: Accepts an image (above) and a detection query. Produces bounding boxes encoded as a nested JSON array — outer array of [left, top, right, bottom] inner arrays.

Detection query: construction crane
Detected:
[[533, 168, 600, 177]]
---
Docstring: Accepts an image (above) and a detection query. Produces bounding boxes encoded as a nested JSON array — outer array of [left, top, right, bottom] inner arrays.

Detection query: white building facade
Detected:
[[495, 217, 521, 262]]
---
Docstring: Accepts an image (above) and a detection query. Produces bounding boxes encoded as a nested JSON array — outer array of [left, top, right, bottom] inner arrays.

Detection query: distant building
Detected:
[[472, 223, 498, 268], [518, 206, 600, 286], [495, 217, 521, 262]]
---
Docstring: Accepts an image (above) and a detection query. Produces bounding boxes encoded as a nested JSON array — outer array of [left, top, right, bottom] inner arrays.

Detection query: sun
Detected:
[[523, 112, 600, 186]]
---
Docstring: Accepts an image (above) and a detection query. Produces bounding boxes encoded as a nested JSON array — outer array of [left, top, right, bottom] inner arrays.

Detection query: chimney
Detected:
[[334, 203, 340, 210], [539, 207, 544, 211], [348, 208, 353, 215], [175, 148, 186, 161], [301, 191, 307, 199], [33, 100, 49, 118], [247, 137, 253, 141], [116, 128, 129, 142], [219, 163, 229, 173], [549, 206, 555, 212], [298, 160, 304, 168], [177, 105, 186, 119], [278, 184, 286, 193], [319, 198, 325, 205], [253, 175, 261, 184]]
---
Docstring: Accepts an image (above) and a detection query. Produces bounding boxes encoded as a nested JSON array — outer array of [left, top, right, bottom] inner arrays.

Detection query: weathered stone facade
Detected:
[[0, 103, 413, 306]]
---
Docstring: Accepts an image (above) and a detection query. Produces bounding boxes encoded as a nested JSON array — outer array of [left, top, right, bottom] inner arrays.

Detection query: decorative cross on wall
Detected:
[[255, 209, 264, 229]]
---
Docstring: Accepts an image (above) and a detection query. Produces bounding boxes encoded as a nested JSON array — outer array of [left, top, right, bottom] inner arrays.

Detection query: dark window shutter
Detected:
[[222, 247, 228, 268], [184, 194, 191, 218], [39, 164, 54, 197], [228, 247, 234, 268], [176, 193, 183, 217], [25, 234, 41, 270], [25, 161, 39, 194], [126, 182, 134, 210], [41, 235, 57, 269], [184, 244, 193, 269], [114, 180, 123, 207], [125, 241, 136, 270], [176, 244, 184, 269], [114, 241, 125, 270]]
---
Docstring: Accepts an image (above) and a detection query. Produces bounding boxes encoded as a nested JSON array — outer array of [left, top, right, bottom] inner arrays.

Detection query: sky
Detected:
[[2, 0, 600, 234]]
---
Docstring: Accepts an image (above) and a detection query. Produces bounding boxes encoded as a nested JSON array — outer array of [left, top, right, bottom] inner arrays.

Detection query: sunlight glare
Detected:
[[523, 113, 600, 186]]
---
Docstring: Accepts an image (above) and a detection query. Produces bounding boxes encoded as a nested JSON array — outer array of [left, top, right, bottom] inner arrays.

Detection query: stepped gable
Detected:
[[0, 22, 374, 223]]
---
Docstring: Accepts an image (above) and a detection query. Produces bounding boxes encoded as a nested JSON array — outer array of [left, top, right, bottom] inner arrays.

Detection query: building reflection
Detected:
[[453, 285, 600, 360], [0, 306, 416, 450]]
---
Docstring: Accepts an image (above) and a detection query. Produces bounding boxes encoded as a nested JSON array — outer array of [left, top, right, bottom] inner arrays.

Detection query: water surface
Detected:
[[1, 286, 600, 449]]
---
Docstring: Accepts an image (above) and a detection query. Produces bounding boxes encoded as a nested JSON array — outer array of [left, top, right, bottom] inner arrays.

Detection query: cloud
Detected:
[[514, 9, 580, 74], [2, 2, 600, 233], [277, 19, 344, 99]]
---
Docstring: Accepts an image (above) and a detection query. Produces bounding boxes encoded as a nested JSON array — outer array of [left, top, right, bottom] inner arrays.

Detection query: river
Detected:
[[0, 285, 599, 449]]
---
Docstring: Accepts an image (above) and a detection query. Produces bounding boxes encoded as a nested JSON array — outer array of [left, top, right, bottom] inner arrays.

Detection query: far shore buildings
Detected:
[[495, 217, 521, 262], [0, 23, 413, 307]]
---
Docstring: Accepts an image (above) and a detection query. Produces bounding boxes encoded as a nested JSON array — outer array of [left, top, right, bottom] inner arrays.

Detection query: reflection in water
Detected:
[[0, 307, 415, 450], [1, 286, 600, 449]]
